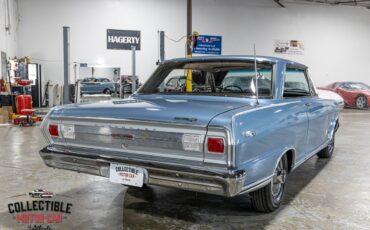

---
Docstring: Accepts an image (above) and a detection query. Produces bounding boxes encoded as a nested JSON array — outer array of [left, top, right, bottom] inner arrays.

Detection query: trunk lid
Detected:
[[55, 95, 251, 126], [48, 95, 253, 165]]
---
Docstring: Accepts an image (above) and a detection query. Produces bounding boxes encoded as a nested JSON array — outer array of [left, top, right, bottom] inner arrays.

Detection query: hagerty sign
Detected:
[[107, 29, 141, 50]]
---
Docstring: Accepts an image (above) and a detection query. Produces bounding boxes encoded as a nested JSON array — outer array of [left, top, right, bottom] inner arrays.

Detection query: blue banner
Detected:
[[192, 35, 222, 55]]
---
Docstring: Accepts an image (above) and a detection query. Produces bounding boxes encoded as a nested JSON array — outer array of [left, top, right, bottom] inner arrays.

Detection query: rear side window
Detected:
[[284, 69, 311, 97], [166, 78, 179, 87]]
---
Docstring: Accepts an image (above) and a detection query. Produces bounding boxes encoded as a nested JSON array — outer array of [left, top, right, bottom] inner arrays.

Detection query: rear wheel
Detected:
[[356, 95, 367, 109], [103, 88, 112, 94], [250, 154, 288, 212]]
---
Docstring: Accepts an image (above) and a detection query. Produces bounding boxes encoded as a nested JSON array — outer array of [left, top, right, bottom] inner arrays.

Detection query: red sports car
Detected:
[[318, 82, 370, 109]]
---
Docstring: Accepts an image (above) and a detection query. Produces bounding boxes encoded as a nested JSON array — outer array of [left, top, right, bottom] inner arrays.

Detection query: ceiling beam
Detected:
[[274, 0, 370, 9], [274, 0, 286, 7], [334, 0, 370, 4]]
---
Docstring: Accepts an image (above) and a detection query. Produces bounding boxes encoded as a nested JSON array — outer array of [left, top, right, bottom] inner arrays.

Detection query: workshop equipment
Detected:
[[12, 94, 41, 126], [47, 82, 62, 107], [29, 63, 43, 107], [0, 79, 5, 92], [0, 107, 9, 124], [8, 57, 43, 108], [15, 79, 33, 86]]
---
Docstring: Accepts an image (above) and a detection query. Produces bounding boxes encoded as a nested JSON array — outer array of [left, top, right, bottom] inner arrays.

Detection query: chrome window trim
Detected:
[[305, 68, 318, 96], [282, 64, 313, 99]]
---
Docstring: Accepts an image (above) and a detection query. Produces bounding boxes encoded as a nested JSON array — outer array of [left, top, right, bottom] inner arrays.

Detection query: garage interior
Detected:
[[1, 0, 370, 229]]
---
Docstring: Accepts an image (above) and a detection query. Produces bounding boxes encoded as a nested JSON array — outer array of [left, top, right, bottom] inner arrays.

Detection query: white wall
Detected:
[[0, 0, 18, 71], [193, 0, 370, 86], [17, 0, 186, 85], [16, 0, 370, 87]]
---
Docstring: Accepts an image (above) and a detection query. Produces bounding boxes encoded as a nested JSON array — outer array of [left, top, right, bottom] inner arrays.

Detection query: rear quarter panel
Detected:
[[209, 98, 340, 187], [210, 100, 307, 186]]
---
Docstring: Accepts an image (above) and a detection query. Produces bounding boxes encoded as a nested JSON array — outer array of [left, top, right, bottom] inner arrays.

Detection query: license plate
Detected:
[[109, 163, 144, 187]]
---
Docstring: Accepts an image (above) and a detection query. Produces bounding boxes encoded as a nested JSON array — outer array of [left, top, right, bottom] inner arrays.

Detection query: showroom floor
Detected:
[[0, 109, 369, 230]]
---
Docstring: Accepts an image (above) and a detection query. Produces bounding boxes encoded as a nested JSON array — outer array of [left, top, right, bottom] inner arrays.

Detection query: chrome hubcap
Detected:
[[271, 159, 287, 202], [356, 97, 366, 109]]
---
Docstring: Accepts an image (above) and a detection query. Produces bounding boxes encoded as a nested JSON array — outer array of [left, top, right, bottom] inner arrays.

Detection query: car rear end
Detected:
[[38, 57, 275, 197], [39, 111, 247, 197]]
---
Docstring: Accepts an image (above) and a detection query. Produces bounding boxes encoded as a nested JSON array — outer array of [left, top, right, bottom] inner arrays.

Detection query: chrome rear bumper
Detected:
[[39, 146, 247, 197]]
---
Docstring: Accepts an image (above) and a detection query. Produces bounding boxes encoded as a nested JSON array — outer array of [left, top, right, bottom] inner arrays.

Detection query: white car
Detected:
[[317, 89, 344, 109]]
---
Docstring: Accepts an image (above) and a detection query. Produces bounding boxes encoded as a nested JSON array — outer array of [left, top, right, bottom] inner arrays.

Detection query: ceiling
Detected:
[[279, 0, 370, 8], [217, 0, 370, 9]]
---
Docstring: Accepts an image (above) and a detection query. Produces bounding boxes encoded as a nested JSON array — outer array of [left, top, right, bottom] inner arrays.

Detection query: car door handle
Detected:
[[305, 103, 311, 107]]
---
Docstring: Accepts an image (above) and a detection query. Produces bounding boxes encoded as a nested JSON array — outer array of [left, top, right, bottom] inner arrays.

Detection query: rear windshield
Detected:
[[138, 61, 274, 98]]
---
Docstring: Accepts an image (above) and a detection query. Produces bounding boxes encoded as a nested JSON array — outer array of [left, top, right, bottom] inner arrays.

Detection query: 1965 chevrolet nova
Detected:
[[39, 56, 341, 212]]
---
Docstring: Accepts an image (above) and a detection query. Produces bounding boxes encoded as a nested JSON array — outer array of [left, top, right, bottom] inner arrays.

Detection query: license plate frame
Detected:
[[109, 163, 144, 187]]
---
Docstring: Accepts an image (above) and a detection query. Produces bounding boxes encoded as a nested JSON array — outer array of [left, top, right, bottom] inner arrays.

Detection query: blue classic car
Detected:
[[80, 77, 115, 94], [39, 56, 341, 212]]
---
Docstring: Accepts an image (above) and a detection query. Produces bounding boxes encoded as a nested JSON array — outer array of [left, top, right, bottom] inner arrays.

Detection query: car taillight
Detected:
[[48, 124, 59, 137], [207, 137, 225, 153]]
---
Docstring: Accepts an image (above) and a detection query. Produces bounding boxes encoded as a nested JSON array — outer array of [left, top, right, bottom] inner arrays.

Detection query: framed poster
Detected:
[[274, 40, 304, 55]]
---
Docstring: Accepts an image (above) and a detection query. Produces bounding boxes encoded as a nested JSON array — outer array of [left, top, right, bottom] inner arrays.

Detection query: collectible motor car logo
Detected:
[[6, 189, 74, 230], [28, 189, 54, 199]]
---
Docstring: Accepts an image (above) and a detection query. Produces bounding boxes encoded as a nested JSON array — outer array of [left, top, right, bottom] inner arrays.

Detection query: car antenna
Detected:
[[254, 44, 259, 106]]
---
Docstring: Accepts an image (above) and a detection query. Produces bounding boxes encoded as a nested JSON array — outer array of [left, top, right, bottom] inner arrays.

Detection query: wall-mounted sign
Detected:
[[107, 29, 141, 50], [192, 35, 222, 55], [274, 40, 304, 55]]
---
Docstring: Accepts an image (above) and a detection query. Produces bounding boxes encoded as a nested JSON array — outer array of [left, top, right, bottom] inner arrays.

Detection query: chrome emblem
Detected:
[[111, 133, 135, 140], [242, 130, 256, 137]]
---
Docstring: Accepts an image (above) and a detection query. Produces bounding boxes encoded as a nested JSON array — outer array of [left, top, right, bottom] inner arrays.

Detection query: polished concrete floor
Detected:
[[0, 109, 370, 229]]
